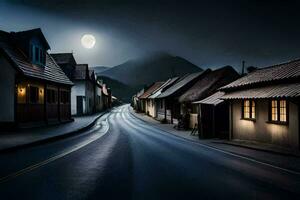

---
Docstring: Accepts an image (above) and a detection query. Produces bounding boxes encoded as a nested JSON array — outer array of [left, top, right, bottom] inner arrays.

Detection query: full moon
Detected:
[[81, 34, 96, 49]]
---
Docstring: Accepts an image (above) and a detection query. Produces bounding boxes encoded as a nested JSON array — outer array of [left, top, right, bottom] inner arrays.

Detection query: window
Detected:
[[271, 100, 278, 121], [242, 100, 255, 119], [270, 100, 288, 123], [31, 44, 45, 65], [29, 86, 39, 103]]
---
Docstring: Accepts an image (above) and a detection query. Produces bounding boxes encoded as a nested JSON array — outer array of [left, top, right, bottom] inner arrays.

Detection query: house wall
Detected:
[[189, 114, 198, 129], [95, 85, 103, 112], [156, 99, 166, 120], [231, 99, 299, 148], [17, 80, 45, 123], [0, 55, 16, 122], [156, 99, 176, 123], [147, 99, 156, 117], [71, 80, 85, 115], [85, 80, 94, 114]]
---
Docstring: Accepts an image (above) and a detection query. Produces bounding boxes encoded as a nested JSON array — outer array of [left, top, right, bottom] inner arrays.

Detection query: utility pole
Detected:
[[242, 60, 245, 75]]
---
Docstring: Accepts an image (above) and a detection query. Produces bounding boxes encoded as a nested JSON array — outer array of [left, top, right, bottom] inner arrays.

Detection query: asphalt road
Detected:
[[0, 105, 299, 200]]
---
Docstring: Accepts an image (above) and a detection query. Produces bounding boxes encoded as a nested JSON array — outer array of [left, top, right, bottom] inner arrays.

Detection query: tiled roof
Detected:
[[13, 28, 50, 50], [221, 83, 300, 99], [157, 71, 207, 99], [136, 88, 145, 98], [148, 77, 179, 99], [0, 30, 73, 85], [179, 66, 239, 103], [193, 91, 225, 105], [221, 59, 300, 90], [139, 82, 165, 99]]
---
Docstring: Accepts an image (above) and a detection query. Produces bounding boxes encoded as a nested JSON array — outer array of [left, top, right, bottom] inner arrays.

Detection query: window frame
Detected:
[[31, 44, 45, 65], [268, 99, 289, 125], [241, 99, 256, 121]]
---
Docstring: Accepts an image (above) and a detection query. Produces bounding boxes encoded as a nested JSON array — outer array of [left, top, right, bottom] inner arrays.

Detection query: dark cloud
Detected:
[[2, 0, 300, 70]]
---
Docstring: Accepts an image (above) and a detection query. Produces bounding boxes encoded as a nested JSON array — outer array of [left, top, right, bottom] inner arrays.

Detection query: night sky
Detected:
[[1, 0, 300, 72]]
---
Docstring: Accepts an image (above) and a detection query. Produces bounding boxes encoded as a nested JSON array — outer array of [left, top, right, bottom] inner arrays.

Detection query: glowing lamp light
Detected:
[[18, 87, 26, 96]]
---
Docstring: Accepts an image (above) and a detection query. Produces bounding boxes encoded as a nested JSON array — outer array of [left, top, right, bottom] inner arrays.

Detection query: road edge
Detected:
[[128, 106, 300, 175], [0, 110, 110, 154]]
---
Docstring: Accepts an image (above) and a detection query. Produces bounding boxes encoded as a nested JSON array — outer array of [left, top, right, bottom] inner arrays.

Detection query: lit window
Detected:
[[280, 100, 287, 122], [242, 100, 255, 119], [271, 100, 278, 121], [251, 101, 255, 118], [270, 100, 287, 123]]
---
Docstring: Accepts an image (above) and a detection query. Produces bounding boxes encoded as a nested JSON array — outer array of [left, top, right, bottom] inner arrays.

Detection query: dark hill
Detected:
[[91, 66, 110, 74], [99, 52, 203, 87], [97, 76, 136, 103]]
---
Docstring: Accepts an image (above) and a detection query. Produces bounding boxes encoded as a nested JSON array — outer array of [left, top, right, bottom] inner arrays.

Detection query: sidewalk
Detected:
[[130, 107, 300, 173], [0, 111, 107, 153]]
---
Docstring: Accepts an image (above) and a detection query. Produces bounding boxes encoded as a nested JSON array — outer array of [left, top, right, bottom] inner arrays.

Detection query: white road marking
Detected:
[[0, 118, 110, 184]]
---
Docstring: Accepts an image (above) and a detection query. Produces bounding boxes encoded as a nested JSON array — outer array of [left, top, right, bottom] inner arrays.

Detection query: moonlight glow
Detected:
[[81, 34, 96, 49]]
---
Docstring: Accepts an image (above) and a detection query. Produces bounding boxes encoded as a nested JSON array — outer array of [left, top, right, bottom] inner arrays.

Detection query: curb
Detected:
[[0, 110, 110, 154], [129, 107, 300, 174], [129, 107, 300, 158], [212, 141, 300, 158]]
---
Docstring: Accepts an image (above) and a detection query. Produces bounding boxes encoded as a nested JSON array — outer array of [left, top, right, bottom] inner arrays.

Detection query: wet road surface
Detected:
[[0, 105, 299, 199]]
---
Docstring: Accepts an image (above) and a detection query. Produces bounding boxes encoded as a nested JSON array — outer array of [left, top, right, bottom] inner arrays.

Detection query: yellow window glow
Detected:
[[279, 100, 287, 122], [244, 100, 250, 118], [251, 101, 255, 119], [271, 100, 278, 121]]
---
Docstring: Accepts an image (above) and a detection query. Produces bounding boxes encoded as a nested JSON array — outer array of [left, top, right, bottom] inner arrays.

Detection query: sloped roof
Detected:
[[51, 53, 76, 65], [136, 88, 145, 98], [148, 77, 179, 99], [0, 30, 73, 85], [12, 28, 50, 50], [157, 71, 207, 99], [193, 91, 225, 105], [221, 83, 300, 99], [139, 82, 165, 99], [179, 66, 240, 103], [221, 59, 300, 90]]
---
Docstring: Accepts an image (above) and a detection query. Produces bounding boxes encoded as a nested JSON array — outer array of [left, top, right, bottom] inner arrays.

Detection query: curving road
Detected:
[[0, 105, 299, 199]]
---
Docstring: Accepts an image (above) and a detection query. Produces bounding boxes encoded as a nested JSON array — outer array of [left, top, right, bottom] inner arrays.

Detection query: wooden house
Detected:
[[52, 53, 105, 115], [220, 59, 300, 149], [194, 91, 229, 138], [148, 77, 179, 119], [71, 64, 95, 115], [139, 82, 165, 117], [156, 70, 210, 124], [0, 28, 73, 128], [101, 83, 112, 109], [179, 66, 240, 129]]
